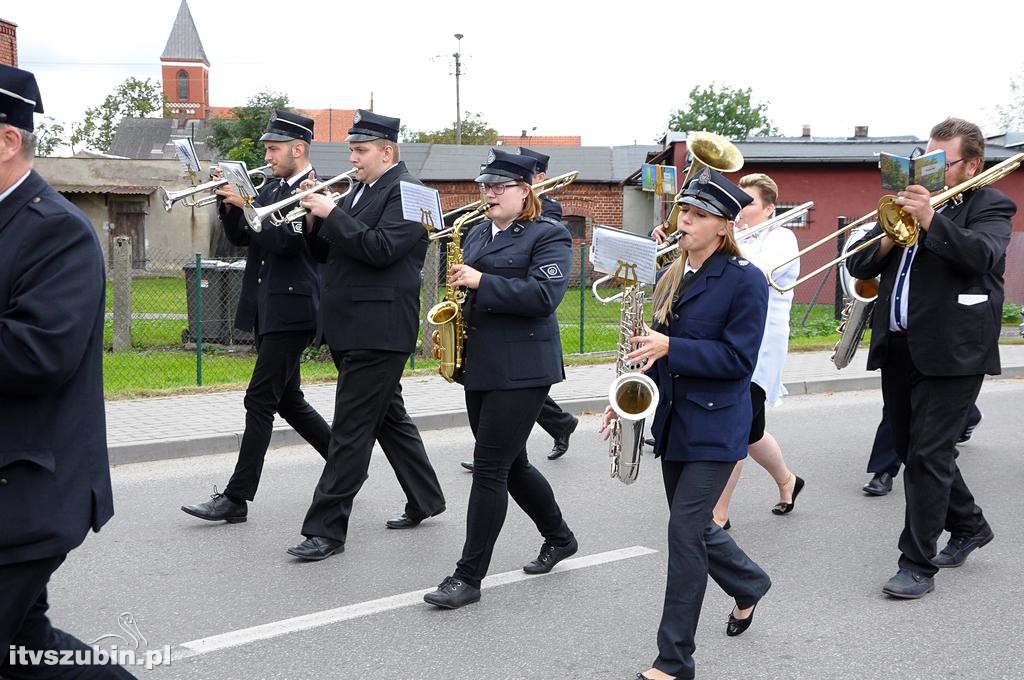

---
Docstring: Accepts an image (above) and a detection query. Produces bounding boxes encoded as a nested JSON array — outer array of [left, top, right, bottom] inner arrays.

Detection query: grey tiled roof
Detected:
[[735, 137, 1020, 163], [110, 118, 215, 161], [309, 143, 661, 183], [161, 0, 209, 64]]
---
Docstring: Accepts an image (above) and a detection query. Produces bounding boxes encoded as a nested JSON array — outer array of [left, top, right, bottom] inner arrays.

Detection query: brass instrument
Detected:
[[159, 164, 272, 212], [428, 170, 579, 242], [832, 225, 878, 369], [664, 131, 745, 234], [428, 209, 481, 382], [593, 266, 659, 484], [768, 152, 1024, 293], [242, 170, 357, 232]]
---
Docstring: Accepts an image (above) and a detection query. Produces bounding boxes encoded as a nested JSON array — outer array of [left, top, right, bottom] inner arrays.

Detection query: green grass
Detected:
[[106, 277, 188, 315]]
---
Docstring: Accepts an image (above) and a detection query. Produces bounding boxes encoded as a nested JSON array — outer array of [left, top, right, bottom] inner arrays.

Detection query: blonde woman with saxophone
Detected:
[[423, 149, 577, 610], [601, 169, 771, 680], [712, 173, 805, 529]]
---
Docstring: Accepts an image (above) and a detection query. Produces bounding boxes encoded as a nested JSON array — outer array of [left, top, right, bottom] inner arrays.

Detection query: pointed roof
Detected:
[[161, 0, 209, 65]]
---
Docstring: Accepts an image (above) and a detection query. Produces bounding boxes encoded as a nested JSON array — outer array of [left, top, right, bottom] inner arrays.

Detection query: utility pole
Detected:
[[454, 33, 464, 145]]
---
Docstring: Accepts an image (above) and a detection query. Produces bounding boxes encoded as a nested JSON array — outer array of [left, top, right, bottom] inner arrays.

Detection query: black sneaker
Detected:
[[423, 576, 481, 609], [523, 535, 578, 574], [957, 410, 983, 444]]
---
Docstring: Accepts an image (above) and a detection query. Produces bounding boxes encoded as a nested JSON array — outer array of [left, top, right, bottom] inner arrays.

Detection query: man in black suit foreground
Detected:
[[847, 118, 1014, 598], [287, 110, 445, 560], [0, 65, 134, 677]]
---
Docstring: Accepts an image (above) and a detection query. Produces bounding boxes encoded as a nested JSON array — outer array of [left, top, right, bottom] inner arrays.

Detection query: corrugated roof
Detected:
[[734, 137, 1021, 163], [54, 185, 156, 195], [161, 0, 208, 64]]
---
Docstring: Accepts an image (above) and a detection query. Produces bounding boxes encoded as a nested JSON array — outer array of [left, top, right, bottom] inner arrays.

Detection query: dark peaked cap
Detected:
[[518, 147, 550, 173], [260, 109, 314, 144], [475, 148, 538, 184], [346, 109, 400, 143], [0, 64, 44, 132], [677, 167, 752, 221]]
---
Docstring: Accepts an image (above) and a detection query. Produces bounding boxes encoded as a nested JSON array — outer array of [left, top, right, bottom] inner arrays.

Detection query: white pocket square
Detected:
[[957, 294, 988, 306]]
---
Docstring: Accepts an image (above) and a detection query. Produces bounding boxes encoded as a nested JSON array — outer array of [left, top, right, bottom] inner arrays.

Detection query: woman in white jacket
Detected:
[[712, 173, 805, 528]]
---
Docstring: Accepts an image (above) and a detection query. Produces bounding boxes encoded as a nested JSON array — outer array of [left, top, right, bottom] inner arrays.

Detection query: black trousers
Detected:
[[881, 335, 987, 577], [454, 387, 574, 588], [867, 402, 982, 478], [1, 556, 136, 679], [534, 395, 577, 440], [225, 330, 331, 501], [301, 349, 445, 542], [655, 459, 771, 680]]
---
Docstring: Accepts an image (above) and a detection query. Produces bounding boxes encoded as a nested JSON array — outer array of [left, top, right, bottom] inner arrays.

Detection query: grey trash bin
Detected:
[[182, 259, 230, 344]]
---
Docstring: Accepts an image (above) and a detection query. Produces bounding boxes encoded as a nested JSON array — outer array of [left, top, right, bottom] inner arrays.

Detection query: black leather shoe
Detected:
[[286, 536, 344, 561], [547, 417, 579, 460], [933, 525, 994, 568], [181, 489, 247, 523], [460, 460, 474, 472], [385, 506, 444, 530], [771, 475, 805, 515], [882, 568, 934, 599], [423, 576, 481, 609], [523, 535, 578, 574], [726, 601, 759, 637], [862, 472, 894, 496]]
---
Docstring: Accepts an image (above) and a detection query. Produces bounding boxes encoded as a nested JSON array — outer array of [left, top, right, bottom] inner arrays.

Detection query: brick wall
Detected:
[[162, 62, 208, 119], [0, 19, 17, 67], [496, 135, 581, 147]]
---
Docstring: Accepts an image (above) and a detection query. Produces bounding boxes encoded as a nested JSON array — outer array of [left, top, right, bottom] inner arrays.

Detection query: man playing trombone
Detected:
[[846, 118, 1014, 599], [287, 110, 446, 561], [181, 110, 332, 524]]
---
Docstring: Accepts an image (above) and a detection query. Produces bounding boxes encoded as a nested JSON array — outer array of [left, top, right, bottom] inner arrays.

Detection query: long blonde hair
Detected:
[[651, 219, 741, 325]]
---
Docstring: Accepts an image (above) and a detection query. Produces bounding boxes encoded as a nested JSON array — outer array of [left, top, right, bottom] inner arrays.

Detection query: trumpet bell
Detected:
[[876, 196, 920, 247], [686, 131, 744, 176]]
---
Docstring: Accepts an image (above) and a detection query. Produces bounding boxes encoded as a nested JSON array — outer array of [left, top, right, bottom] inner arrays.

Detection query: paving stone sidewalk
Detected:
[[105, 345, 1024, 464]]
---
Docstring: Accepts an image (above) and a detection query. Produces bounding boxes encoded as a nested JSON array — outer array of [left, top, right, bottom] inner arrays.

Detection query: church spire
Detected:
[[161, 0, 208, 66]]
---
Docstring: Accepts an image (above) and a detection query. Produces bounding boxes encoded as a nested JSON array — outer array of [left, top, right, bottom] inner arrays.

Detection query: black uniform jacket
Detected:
[[846, 186, 1014, 376], [456, 217, 573, 391], [307, 162, 428, 354], [540, 194, 563, 222], [220, 172, 321, 336], [0, 171, 114, 565]]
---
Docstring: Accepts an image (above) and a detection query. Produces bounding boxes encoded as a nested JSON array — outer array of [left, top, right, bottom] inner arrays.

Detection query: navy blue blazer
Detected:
[[0, 171, 114, 565], [647, 252, 769, 463], [457, 217, 573, 391], [220, 172, 321, 336]]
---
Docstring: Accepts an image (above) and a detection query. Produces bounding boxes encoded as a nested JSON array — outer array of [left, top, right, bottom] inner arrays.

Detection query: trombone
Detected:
[[158, 164, 272, 212], [242, 170, 357, 232], [767, 152, 1024, 293], [428, 170, 580, 241]]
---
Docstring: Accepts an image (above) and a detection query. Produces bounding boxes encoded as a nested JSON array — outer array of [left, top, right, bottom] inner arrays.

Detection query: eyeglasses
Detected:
[[945, 158, 966, 170], [479, 183, 518, 196]]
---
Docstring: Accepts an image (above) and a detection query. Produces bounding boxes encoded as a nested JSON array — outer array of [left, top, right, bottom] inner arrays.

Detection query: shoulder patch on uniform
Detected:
[[536, 215, 559, 225], [728, 256, 749, 267], [538, 263, 563, 279], [290, 220, 303, 234]]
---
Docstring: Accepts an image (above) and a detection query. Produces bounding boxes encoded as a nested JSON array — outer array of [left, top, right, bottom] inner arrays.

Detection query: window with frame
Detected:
[[774, 203, 810, 228], [563, 215, 586, 239], [177, 70, 189, 101]]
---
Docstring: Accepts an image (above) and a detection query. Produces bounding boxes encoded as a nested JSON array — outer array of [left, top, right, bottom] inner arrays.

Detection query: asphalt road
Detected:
[[45, 378, 1024, 679]]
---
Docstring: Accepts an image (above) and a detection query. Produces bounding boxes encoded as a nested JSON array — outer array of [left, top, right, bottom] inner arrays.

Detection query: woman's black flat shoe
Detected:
[[772, 475, 805, 515], [726, 602, 758, 637]]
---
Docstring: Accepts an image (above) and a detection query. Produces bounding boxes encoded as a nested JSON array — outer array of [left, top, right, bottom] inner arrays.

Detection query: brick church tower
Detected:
[[160, 0, 209, 120]]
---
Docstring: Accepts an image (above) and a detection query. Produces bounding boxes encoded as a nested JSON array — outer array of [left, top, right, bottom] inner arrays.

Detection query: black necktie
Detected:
[[682, 270, 696, 286]]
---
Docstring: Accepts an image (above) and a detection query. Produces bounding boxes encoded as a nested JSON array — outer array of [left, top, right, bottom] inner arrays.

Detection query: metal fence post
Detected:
[[579, 241, 586, 353], [834, 216, 848, 321], [111, 235, 132, 352], [195, 253, 203, 386]]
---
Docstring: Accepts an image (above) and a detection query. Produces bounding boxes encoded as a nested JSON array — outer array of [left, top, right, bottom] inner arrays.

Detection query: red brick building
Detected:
[[160, 0, 210, 120], [0, 18, 16, 67]]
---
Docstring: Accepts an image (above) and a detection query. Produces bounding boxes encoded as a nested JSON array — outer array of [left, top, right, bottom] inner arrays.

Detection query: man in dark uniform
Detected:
[[181, 110, 332, 524], [847, 117, 1012, 599], [0, 65, 134, 678], [460, 146, 578, 473], [287, 110, 446, 560]]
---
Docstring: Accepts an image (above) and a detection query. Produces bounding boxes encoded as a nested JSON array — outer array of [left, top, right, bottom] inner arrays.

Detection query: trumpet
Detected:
[[242, 170, 357, 232], [768, 152, 1024, 293], [428, 170, 579, 241], [158, 164, 272, 212]]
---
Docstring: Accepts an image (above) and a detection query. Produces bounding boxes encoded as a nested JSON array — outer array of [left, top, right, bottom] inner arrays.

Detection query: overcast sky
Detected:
[[11, 0, 1024, 147]]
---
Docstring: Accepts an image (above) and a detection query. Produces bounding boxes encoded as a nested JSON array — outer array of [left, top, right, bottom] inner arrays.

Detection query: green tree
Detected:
[[667, 84, 778, 139], [208, 91, 290, 168], [70, 77, 164, 153], [34, 117, 67, 156], [403, 111, 498, 144], [995, 68, 1024, 130]]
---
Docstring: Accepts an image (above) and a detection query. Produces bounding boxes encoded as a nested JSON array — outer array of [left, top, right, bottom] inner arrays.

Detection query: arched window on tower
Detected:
[[177, 70, 188, 100]]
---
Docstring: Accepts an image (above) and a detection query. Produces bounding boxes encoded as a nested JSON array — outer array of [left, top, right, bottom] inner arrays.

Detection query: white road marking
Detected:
[[174, 545, 657, 659]]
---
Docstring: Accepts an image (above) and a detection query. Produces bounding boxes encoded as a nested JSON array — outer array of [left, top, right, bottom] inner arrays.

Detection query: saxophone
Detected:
[[595, 279, 660, 484], [427, 212, 474, 382]]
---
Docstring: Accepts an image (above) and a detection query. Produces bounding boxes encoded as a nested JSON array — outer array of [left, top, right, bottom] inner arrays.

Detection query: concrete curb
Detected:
[[107, 369, 1024, 466]]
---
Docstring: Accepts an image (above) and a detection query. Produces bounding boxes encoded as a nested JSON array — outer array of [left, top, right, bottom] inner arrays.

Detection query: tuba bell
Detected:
[[663, 131, 745, 235]]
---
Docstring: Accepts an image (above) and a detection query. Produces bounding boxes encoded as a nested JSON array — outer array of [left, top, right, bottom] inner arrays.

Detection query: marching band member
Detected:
[[181, 110, 332, 524], [424, 149, 577, 609], [711, 173, 805, 528], [846, 118, 1012, 598], [460, 146, 578, 472], [602, 169, 771, 680], [289, 110, 446, 561]]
